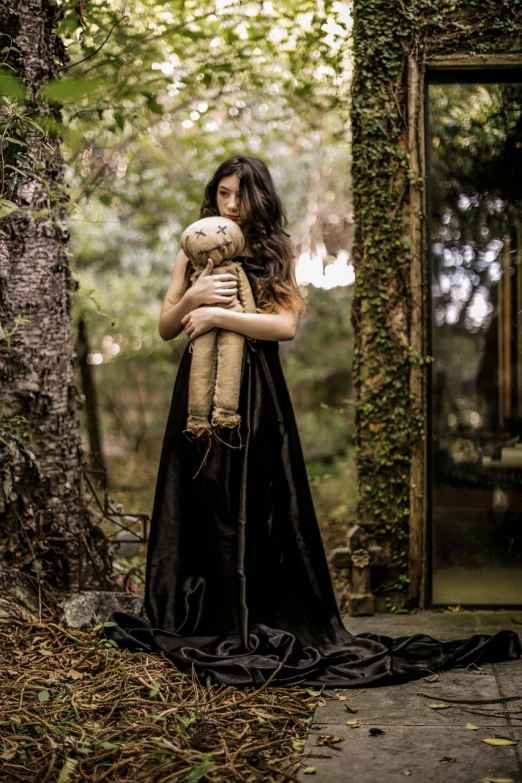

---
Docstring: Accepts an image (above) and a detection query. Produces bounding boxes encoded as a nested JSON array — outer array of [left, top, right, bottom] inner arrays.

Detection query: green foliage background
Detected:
[[39, 1, 359, 568]]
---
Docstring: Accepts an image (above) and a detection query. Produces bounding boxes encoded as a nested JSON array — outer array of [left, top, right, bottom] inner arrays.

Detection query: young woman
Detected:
[[107, 155, 521, 687]]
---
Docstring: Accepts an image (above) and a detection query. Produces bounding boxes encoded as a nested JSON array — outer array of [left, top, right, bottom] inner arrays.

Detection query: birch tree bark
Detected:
[[0, 0, 106, 619]]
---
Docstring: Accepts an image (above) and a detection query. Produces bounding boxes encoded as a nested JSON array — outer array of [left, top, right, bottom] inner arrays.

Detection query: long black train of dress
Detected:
[[106, 257, 521, 688]]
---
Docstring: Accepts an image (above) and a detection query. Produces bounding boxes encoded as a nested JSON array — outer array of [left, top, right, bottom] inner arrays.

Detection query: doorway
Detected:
[[427, 72, 522, 605]]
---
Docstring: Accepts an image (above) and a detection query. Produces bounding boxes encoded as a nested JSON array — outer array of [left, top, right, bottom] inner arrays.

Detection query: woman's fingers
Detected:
[[217, 286, 237, 294], [212, 273, 237, 281]]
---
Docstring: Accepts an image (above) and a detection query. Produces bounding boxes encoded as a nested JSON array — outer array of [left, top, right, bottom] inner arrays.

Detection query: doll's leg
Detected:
[[212, 328, 245, 429], [186, 328, 218, 436]]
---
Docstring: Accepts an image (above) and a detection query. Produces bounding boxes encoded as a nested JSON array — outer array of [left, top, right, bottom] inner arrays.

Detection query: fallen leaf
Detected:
[[481, 738, 518, 746], [7, 670, 18, 677], [439, 756, 456, 763], [37, 690, 50, 703], [427, 702, 451, 710], [402, 772, 411, 777], [483, 778, 515, 783], [307, 689, 323, 697], [345, 705, 359, 713], [252, 710, 273, 719], [57, 758, 78, 783], [346, 719, 360, 728], [0, 747, 17, 761], [423, 673, 440, 682], [315, 734, 344, 747], [302, 768, 316, 775], [466, 723, 479, 730], [67, 669, 83, 680], [31, 635, 44, 645], [337, 695, 347, 701], [447, 605, 462, 612], [153, 738, 178, 751], [316, 698, 326, 707], [292, 740, 306, 751]]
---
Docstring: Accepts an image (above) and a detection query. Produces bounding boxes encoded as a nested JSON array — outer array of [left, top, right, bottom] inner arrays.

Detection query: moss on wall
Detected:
[[350, 0, 522, 608]]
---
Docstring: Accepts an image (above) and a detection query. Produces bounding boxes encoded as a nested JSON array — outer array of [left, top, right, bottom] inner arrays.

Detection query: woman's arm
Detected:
[[159, 252, 238, 341], [181, 302, 298, 342]]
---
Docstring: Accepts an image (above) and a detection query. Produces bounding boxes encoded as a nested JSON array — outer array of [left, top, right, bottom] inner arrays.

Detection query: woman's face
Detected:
[[216, 174, 245, 226]]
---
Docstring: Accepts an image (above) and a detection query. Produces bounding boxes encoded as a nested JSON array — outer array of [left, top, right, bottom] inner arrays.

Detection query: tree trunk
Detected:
[[0, 0, 107, 618], [77, 318, 104, 465]]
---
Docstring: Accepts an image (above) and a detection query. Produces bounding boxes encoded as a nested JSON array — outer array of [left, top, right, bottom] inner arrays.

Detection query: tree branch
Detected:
[[56, 14, 128, 74]]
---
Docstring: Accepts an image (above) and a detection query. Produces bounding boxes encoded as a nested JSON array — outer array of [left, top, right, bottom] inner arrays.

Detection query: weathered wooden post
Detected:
[[328, 524, 387, 616]]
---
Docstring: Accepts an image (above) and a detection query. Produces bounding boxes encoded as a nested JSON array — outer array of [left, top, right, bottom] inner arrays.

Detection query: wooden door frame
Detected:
[[407, 52, 522, 608]]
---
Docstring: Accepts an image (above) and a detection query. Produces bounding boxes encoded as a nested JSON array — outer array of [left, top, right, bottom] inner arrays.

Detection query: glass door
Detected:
[[428, 77, 522, 605]]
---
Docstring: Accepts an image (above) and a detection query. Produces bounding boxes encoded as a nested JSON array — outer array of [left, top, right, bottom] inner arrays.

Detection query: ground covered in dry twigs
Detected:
[[0, 616, 321, 782]]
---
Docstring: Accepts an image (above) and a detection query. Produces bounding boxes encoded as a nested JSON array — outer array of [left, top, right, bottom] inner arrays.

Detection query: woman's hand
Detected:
[[189, 259, 238, 307], [181, 306, 220, 340]]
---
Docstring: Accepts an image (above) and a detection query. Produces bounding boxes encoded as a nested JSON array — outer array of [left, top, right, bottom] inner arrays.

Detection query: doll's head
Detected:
[[181, 216, 244, 269]]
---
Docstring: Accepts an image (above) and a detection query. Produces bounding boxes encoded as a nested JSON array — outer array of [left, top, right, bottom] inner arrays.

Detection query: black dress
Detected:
[[106, 257, 521, 687]]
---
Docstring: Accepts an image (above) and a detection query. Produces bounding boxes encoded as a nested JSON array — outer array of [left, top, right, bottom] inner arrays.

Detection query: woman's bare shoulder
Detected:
[[173, 246, 189, 268]]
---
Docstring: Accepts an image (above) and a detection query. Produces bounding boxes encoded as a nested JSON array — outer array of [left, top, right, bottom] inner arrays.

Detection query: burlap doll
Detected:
[[180, 216, 257, 436]]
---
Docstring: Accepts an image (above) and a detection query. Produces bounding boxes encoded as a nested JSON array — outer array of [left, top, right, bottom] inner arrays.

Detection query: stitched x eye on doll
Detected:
[[180, 216, 257, 437]]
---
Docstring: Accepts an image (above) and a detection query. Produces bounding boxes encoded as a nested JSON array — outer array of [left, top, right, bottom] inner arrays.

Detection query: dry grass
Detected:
[[0, 609, 321, 783]]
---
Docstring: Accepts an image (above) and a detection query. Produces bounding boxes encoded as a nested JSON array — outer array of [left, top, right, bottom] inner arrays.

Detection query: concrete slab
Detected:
[[311, 672, 508, 727], [495, 658, 522, 694], [298, 611, 522, 782], [298, 725, 522, 783]]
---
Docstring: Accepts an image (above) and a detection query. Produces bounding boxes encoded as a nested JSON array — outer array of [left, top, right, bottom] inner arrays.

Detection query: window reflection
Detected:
[[429, 79, 522, 605]]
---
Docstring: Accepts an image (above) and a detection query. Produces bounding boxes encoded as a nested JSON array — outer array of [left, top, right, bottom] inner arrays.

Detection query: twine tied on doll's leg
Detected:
[[184, 416, 244, 478], [210, 420, 243, 451], [183, 425, 213, 479]]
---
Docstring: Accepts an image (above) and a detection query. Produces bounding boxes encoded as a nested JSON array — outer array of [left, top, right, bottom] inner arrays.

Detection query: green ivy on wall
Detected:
[[350, 0, 522, 607]]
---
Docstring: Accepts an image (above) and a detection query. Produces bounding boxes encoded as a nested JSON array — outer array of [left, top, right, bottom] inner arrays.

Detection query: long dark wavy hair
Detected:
[[198, 155, 305, 314]]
